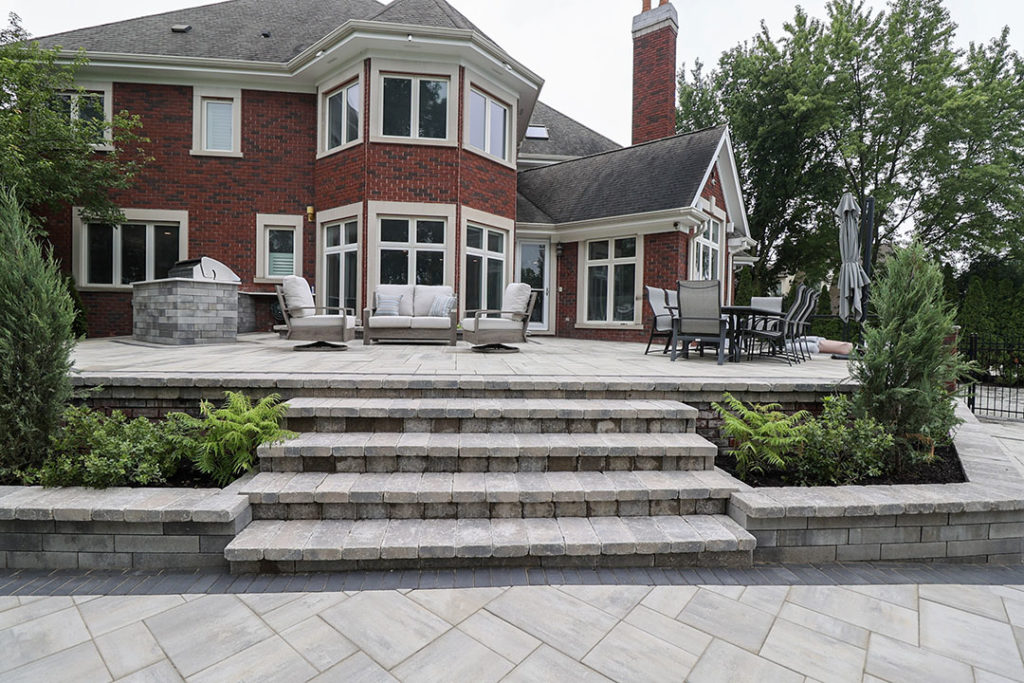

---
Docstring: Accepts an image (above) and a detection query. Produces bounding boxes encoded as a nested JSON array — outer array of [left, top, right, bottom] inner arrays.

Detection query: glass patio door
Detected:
[[517, 239, 550, 333]]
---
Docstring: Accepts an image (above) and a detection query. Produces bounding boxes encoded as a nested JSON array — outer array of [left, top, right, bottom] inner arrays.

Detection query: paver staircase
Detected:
[[224, 393, 754, 572]]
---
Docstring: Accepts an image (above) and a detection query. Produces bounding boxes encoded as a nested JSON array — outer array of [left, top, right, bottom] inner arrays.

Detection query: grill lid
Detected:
[[166, 257, 241, 283]]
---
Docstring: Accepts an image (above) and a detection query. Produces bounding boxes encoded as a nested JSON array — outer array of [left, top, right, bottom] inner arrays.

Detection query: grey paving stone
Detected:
[[588, 517, 636, 555], [419, 519, 458, 559], [381, 519, 422, 560], [526, 518, 565, 556], [393, 627, 514, 682], [688, 638, 803, 683], [303, 520, 353, 562], [456, 519, 493, 558], [339, 519, 388, 561], [490, 518, 530, 558], [557, 517, 602, 556], [677, 589, 776, 652]]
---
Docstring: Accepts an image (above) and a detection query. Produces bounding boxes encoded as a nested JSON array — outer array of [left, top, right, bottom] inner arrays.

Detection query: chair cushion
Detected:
[[375, 284, 415, 316], [462, 317, 521, 332], [428, 294, 457, 317], [414, 285, 454, 317], [368, 315, 412, 329], [410, 316, 452, 330], [281, 276, 315, 319], [290, 314, 349, 330], [501, 283, 533, 320], [375, 294, 403, 317]]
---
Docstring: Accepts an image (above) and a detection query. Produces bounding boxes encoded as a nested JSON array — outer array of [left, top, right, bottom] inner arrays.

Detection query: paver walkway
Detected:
[[4, 564, 1024, 682]]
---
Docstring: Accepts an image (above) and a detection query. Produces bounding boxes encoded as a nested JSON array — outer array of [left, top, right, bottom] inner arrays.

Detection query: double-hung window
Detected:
[[325, 81, 360, 151], [585, 237, 638, 323], [192, 88, 242, 156], [57, 85, 111, 147], [468, 89, 509, 161], [693, 220, 722, 281], [324, 220, 359, 314], [378, 218, 446, 286], [84, 222, 182, 286], [465, 225, 506, 311], [381, 76, 448, 139]]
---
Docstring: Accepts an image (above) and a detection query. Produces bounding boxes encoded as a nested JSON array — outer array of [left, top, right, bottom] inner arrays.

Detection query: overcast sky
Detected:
[[8, 0, 1023, 145]]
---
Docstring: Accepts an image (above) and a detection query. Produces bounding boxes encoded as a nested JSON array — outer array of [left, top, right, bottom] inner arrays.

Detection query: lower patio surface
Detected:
[[71, 333, 851, 381], [4, 562, 1024, 682]]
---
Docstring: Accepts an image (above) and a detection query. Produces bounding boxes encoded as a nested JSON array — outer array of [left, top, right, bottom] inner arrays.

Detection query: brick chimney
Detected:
[[632, 0, 678, 145]]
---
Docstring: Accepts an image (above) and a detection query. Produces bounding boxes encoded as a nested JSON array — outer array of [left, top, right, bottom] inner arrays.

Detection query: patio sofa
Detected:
[[362, 284, 457, 345]]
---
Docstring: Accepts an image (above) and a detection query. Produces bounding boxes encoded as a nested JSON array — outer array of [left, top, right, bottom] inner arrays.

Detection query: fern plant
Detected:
[[188, 392, 295, 486], [711, 392, 809, 480]]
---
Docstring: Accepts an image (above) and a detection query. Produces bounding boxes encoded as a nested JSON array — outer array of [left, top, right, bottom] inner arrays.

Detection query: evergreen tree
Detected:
[[0, 188, 76, 477]]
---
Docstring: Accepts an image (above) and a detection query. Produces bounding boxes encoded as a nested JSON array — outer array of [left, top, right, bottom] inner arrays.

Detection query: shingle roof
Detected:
[[519, 102, 622, 160], [34, 0, 493, 63], [516, 192, 554, 224], [516, 126, 727, 224]]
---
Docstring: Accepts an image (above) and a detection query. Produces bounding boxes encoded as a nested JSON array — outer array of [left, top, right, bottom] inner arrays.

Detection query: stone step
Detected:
[[258, 431, 716, 473], [240, 470, 742, 520], [224, 515, 755, 572], [282, 398, 697, 434]]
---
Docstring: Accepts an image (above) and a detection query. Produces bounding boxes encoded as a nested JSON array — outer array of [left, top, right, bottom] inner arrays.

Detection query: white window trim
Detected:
[[191, 87, 243, 158], [255, 214, 304, 283], [460, 207, 514, 316], [365, 201, 457, 306], [315, 202, 363, 312], [369, 59, 459, 147], [691, 218, 723, 286], [74, 81, 114, 151], [317, 67, 363, 159], [71, 207, 189, 292], [462, 70, 517, 170], [575, 235, 644, 330]]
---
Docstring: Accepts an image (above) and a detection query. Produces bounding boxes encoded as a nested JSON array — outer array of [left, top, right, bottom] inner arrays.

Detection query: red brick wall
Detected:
[[460, 151, 516, 219], [632, 22, 678, 145]]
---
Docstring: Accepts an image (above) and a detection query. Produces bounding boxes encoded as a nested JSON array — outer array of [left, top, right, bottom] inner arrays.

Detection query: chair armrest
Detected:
[[470, 309, 526, 321]]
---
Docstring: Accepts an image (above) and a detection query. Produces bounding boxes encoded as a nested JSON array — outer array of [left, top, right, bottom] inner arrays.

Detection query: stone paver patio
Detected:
[[71, 333, 851, 381], [4, 564, 1024, 681]]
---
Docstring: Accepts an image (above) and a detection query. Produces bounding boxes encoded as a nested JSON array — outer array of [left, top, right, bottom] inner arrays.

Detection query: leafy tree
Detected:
[[0, 14, 148, 224], [0, 187, 76, 479], [678, 0, 1024, 286]]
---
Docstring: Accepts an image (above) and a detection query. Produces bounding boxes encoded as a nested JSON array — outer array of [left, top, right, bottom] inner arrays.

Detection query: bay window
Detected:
[[585, 237, 638, 323], [382, 76, 448, 139], [324, 220, 359, 313], [465, 225, 506, 311], [378, 217, 446, 286], [468, 89, 509, 161], [325, 80, 360, 151]]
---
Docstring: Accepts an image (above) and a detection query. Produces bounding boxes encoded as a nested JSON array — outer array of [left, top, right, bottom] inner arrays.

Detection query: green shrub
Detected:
[[40, 405, 200, 488], [0, 188, 77, 476], [788, 395, 893, 486], [712, 393, 809, 480], [190, 392, 294, 486], [850, 241, 971, 470]]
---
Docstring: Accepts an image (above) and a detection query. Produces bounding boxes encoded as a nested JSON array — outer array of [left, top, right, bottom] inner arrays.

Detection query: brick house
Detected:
[[38, 0, 755, 339]]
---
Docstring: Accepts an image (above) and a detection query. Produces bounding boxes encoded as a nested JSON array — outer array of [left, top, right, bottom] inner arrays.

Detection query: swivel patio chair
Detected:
[[644, 285, 676, 355], [670, 280, 728, 365], [275, 275, 356, 351], [746, 284, 811, 364], [461, 282, 538, 353]]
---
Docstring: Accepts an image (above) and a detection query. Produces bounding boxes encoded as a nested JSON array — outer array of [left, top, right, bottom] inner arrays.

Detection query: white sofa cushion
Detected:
[[375, 284, 415, 316], [410, 316, 452, 330], [290, 314, 349, 330], [282, 276, 315, 319], [501, 283, 532, 319], [462, 317, 521, 332], [368, 315, 413, 329], [414, 285, 454, 317]]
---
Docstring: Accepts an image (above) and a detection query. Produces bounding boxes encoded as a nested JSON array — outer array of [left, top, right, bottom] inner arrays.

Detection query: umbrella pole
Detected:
[[860, 196, 876, 326]]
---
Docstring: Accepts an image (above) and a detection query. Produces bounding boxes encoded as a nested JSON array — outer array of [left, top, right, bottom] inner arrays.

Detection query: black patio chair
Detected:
[[670, 280, 727, 365]]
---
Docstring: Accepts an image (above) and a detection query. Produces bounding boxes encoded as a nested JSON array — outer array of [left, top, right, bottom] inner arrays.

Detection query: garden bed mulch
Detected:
[[716, 444, 966, 487]]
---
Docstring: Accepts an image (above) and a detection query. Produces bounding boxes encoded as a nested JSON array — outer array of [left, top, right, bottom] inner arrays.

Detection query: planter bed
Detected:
[[728, 404, 1024, 564], [0, 476, 251, 571]]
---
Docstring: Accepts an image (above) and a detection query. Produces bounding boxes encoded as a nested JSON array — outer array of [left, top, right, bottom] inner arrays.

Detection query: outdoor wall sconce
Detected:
[[306, 206, 315, 222], [555, 243, 563, 257]]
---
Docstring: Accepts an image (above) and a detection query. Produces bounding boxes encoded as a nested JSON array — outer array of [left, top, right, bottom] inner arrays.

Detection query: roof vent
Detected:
[[526, 125, 550, 140], [171, 24, 192, 33], [261, 30, 271, 38]]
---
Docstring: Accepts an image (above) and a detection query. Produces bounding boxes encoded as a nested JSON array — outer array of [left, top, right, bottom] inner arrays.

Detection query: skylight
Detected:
[[526, 125, 549, 140]]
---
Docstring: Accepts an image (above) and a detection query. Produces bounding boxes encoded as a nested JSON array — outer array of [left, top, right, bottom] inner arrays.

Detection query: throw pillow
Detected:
[[428, 294, 457, 317], [376, 293, 403, 317]]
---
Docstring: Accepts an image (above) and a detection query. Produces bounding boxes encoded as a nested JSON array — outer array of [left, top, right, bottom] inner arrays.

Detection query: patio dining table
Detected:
[[720, 305, 785, 362]]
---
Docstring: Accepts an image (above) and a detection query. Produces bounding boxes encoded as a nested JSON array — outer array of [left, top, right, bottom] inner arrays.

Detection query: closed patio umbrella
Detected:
[[836, 192, 870, 322]]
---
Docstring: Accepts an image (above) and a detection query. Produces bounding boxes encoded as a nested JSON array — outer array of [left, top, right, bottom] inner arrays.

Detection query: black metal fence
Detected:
[[965, 333, 1024, 420]]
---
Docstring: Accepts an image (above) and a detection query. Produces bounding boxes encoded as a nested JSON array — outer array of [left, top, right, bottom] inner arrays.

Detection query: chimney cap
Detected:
[[633, 2, 678, 34]]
